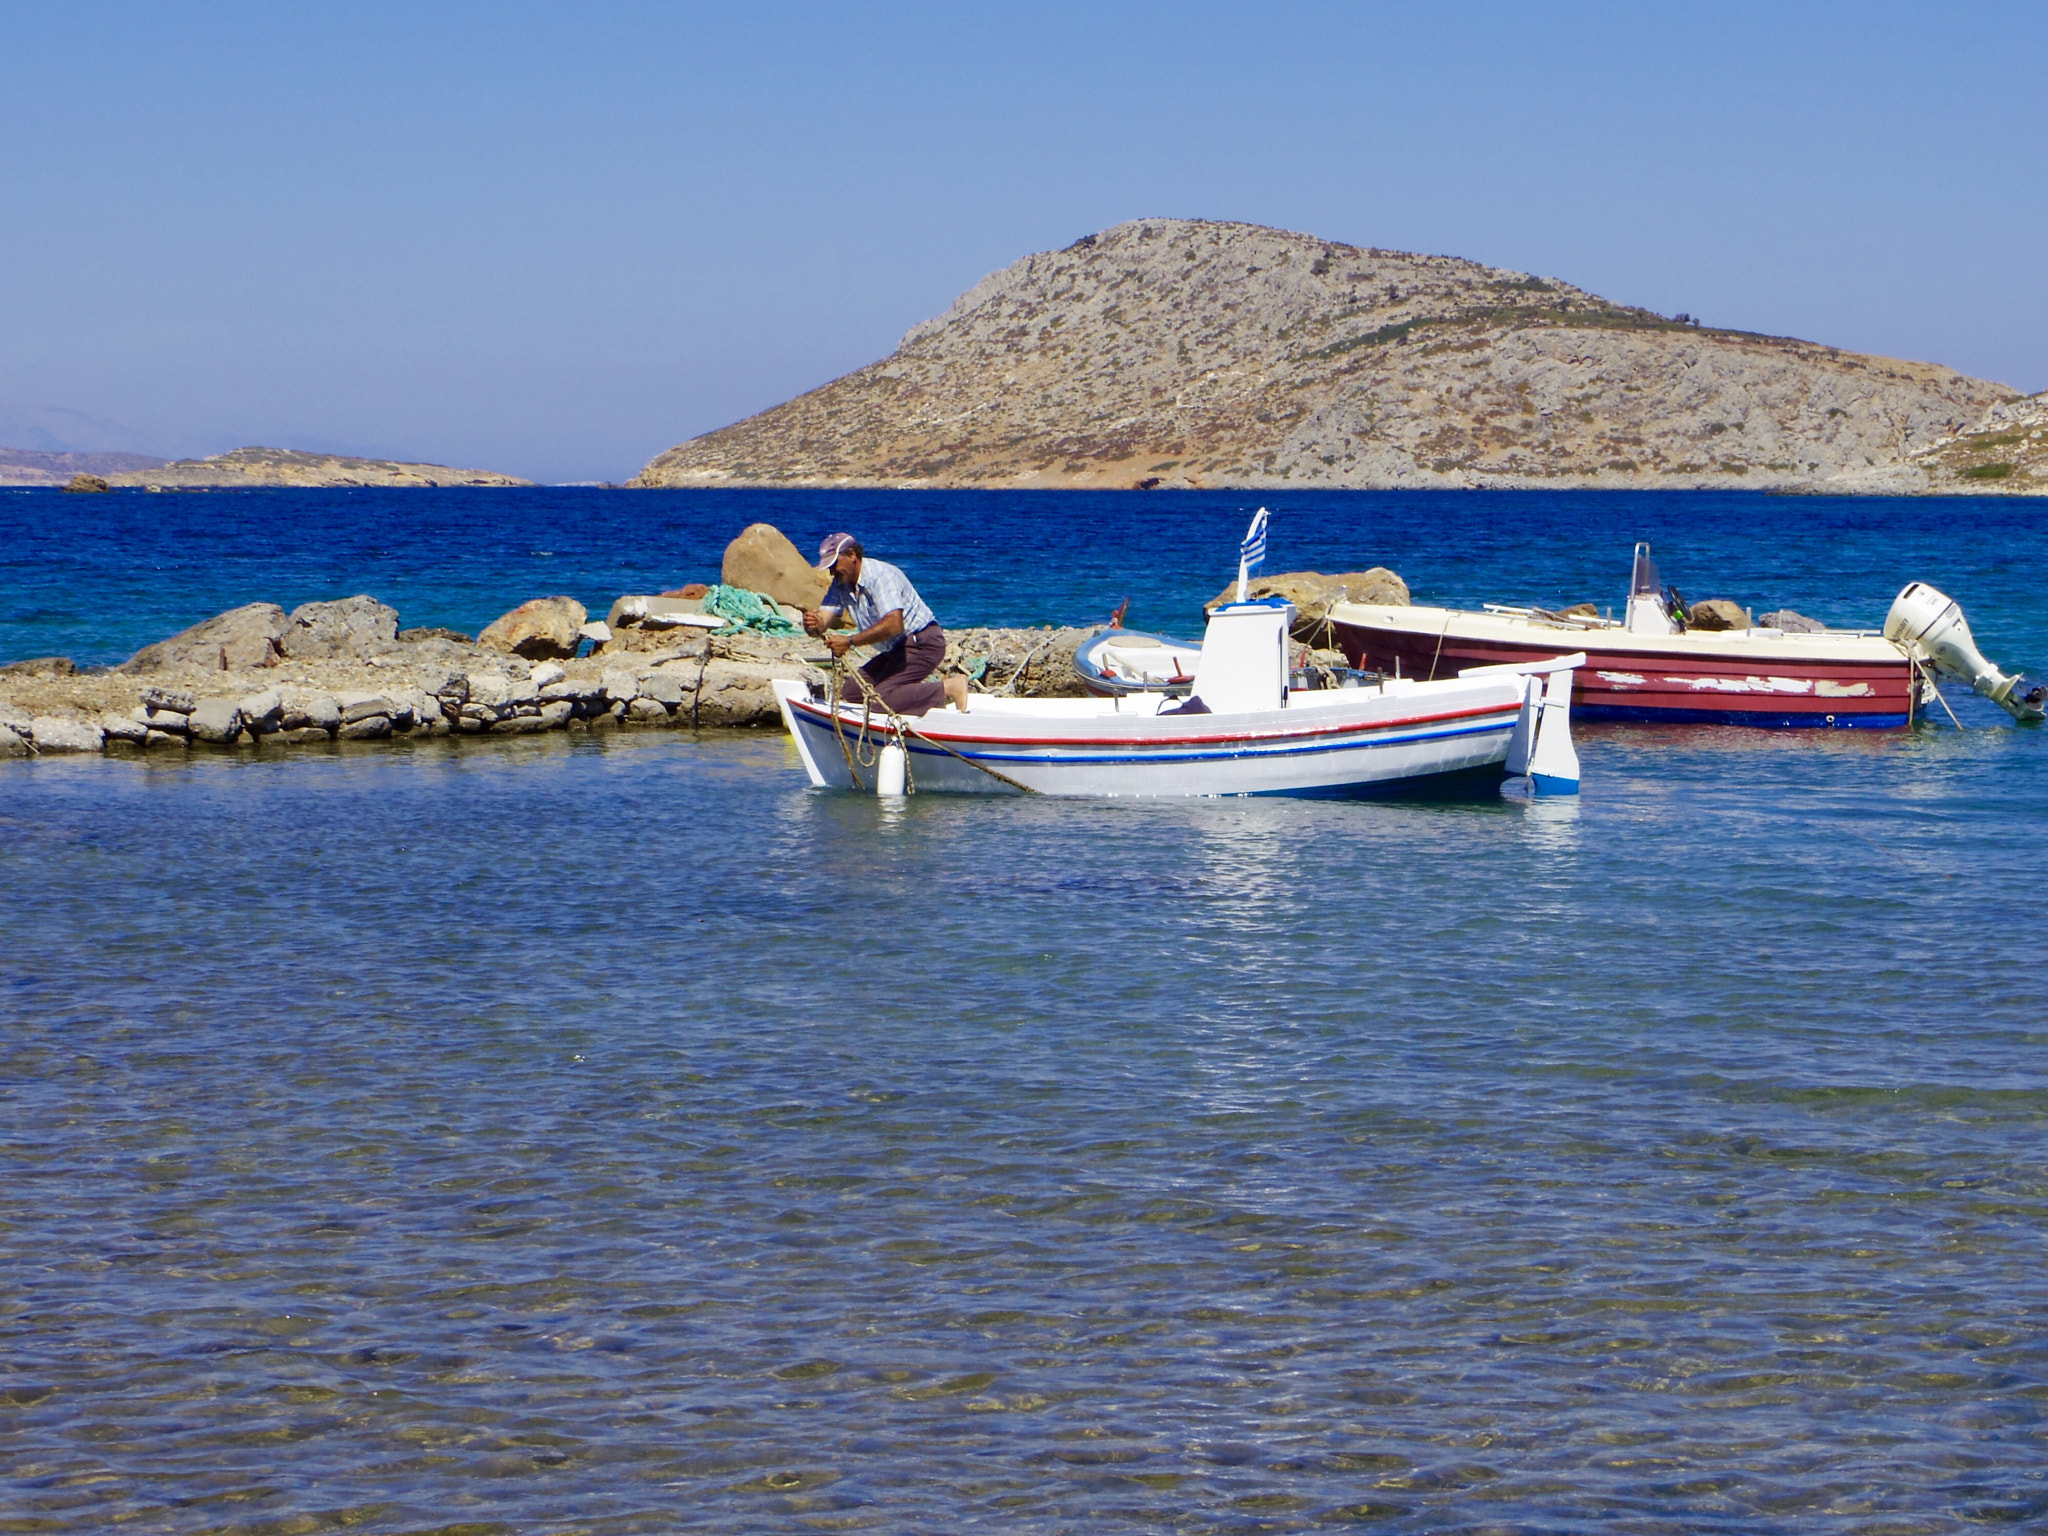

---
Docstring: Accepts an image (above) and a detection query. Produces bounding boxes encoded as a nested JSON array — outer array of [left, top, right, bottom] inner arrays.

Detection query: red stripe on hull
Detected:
[[1332, 623, 1911, 724]]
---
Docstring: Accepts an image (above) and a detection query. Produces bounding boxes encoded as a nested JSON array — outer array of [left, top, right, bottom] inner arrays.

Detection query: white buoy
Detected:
[[876, 743, 908, 796]]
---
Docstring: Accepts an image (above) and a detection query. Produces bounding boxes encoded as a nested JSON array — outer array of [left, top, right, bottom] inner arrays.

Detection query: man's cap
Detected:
[[816, 532, 858, 569]]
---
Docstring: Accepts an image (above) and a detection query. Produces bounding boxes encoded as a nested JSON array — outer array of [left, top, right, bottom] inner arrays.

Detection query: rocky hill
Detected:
[[1, 447, 167, 486], [634, 218, 2035, 495], [108, 446, 529, 489]]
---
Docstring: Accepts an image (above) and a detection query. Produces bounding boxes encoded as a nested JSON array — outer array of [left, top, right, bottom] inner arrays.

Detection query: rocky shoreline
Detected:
[[0, 595, 1101, 760], [1, 517, 1412, 762]]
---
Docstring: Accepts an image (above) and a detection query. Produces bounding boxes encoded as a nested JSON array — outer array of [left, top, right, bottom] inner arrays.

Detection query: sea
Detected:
[[4, 486, 2046, 1534]]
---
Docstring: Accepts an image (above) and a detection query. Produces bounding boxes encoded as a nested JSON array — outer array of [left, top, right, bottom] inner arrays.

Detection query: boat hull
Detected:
[[774, 682, 1530, 798], [1330, 607, 1913, 728]]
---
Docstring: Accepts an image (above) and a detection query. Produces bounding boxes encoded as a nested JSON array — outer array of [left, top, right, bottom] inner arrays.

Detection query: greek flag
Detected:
[[1240, 506, 1269, 570]]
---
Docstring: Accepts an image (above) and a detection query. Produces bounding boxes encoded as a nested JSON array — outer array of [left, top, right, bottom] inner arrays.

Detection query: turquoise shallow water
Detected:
[[5, 489, 2047, 1531]]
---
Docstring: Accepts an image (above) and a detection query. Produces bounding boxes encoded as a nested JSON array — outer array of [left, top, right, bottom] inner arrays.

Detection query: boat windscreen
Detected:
[[1630, 542, 1662, 597]]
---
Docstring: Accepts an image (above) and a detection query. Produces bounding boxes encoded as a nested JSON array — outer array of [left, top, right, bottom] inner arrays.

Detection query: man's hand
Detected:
[[824, 632, 852, 658], [801, 608, 825, 636]]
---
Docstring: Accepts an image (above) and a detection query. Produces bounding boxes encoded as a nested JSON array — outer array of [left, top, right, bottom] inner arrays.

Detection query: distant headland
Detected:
[[1, 445, 529, 489], [632, 217, 2046, 495]]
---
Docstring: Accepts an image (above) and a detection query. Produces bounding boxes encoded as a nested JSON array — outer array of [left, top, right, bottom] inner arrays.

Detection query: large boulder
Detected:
[[62, 474, 110, 494], [1688, 598, 1749, 631], [121, 603, 289, 673], [722, 523, 832, 609], [0, 657, 76, 676], [284, 596, 400, 659], [478, 597, 587, 659], [1203, 569, 1409, 639]]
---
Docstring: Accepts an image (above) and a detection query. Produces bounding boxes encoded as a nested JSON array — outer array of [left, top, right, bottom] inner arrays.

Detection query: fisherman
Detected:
[[802, 532, 970, 715]]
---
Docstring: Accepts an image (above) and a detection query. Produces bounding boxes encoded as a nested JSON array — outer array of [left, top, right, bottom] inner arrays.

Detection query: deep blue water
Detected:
[[3, 485, 2044, 668], [5, 488, 2047, 1533]]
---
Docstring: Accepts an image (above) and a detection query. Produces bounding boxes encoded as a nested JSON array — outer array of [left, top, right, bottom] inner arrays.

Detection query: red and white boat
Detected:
[[1328, 544, 2042, 729]]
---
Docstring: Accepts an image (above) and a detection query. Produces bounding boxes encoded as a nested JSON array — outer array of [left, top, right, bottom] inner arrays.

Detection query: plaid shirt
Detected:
[[823, 558, 936, 654]]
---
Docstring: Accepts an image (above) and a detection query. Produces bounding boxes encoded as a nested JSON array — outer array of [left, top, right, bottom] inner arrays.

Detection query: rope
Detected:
[[996, 630, 1064, 696], [703, 584, 803, 636], [825, 652, 1039, 795]]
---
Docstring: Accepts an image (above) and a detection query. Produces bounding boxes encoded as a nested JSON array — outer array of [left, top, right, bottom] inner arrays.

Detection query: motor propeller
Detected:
[[1884, 582, 2046, 723]]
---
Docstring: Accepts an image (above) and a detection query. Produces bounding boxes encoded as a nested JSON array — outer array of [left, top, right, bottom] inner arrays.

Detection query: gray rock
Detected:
[[30, 716, 105, 753], [100, 713, 148, 744], [136, 706, 189, 733], [337, 715, 392, 740], [0, 701, 34, 732], [694, 659, 787, 727], [282, 692, 340, 731], [334, 691, 394, 725], [504, 677, 540, 706], [283, 596, 401, 660], [493, 712, 552, 734], [1758, 609, 1827, 633], [0, 656, 76, 677], [602, 668, 640, 703], [145, 729, 187, 748], [638, 671, 687, 706], [530, 661, 566, 688], [0, 725, 26, 757], [141, 686, 197, 714], [417, 667, 466, 703], [537, 699, 575, 728], [626, 696, 672, 723], [187, 698, 246, 743], [538, 679, 589, 702], [278, 726, 334, 745], [121, 604, 288, 673], [468, 672, 513, 708], [238, 688, 285, 733]]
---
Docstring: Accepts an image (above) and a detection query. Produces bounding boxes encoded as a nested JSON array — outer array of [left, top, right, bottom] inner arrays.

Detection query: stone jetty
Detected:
[[0, 597, 1102, 760], [0, 521, 1413, 760]]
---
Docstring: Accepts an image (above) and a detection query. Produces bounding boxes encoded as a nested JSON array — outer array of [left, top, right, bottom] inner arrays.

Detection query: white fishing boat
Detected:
[[773, 511, 1586, 799]]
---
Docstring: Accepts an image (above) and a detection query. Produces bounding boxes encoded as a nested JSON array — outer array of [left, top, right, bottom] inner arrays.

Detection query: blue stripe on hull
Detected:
[[886, 715, 1516, 768], [1574, 704, 1907, 729]]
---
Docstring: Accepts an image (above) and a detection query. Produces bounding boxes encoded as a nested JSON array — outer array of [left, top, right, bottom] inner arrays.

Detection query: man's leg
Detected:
[[870, 624, 947, 716]]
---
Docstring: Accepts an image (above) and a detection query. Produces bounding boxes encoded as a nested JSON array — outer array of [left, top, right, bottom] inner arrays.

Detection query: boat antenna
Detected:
[[1237, 506, 1269, 603]]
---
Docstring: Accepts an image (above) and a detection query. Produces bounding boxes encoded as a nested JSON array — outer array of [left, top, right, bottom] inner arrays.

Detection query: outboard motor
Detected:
[[1885, 582, 2046, 723]]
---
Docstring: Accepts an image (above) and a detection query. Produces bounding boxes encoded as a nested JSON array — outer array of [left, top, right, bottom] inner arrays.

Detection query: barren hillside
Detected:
[[634, 218, 2030, 494]]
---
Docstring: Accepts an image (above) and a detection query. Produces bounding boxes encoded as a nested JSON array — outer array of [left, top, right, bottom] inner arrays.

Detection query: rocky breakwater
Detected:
[[0, 593, 1101, 761]]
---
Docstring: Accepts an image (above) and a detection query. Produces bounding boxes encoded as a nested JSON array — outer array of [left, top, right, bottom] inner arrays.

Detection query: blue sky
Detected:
[[4, 1, 2043, 482]]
